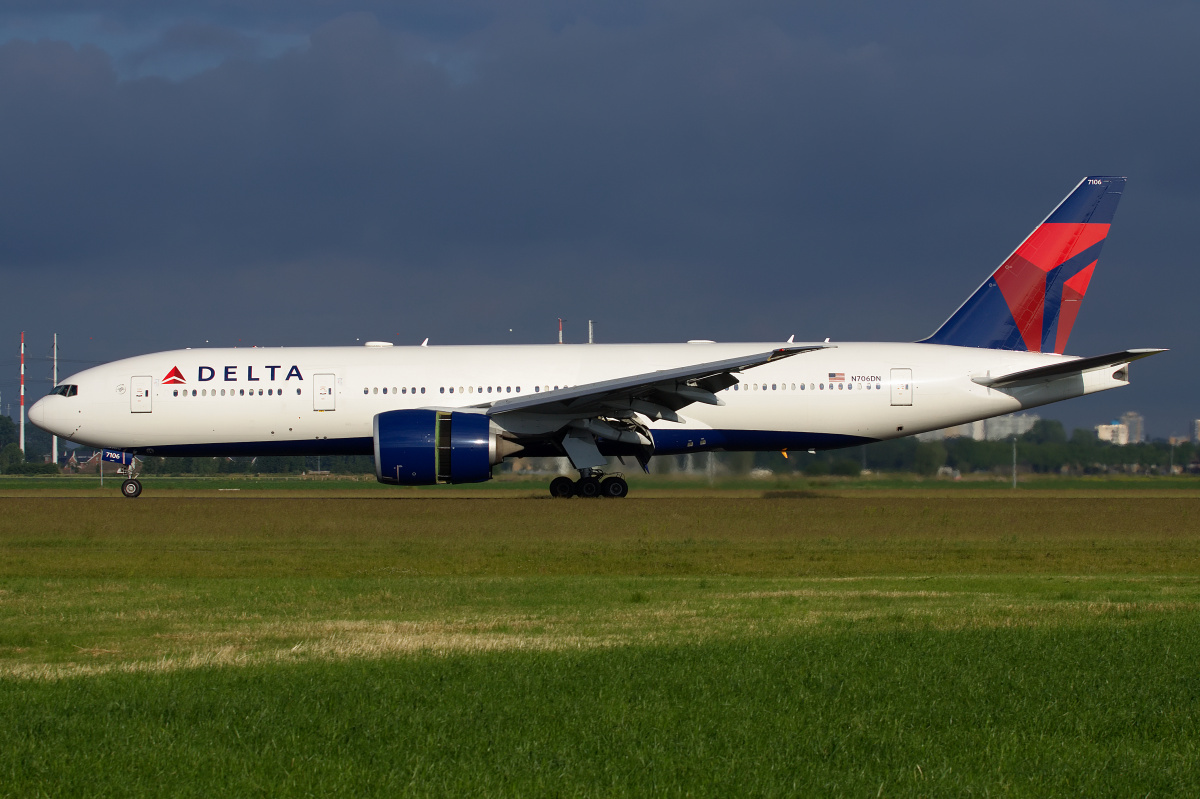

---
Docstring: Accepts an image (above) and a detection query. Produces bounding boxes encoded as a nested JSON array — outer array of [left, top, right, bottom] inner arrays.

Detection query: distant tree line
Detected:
[[0, 415, 57, 474], [135, 455, 376, 476], [3, 414, 1197, 478], [752, 420, 1196, 477]]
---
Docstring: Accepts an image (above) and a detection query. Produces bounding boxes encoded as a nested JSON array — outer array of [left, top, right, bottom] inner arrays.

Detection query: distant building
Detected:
[[1194, 419, 1200, 444], [918, 413, 1039, 442], [1097, 422, 1130, 446], [984, 413, 1040, 441], [941, 420, 986, 441], [1120, 411, 1145, 444]]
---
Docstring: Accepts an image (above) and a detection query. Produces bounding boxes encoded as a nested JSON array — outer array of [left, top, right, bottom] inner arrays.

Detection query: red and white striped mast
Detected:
[[19, 331, 25, 455]]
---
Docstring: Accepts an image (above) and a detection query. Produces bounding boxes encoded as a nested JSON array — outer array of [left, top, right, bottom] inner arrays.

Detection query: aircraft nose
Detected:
[[28, 397, 47, 430]]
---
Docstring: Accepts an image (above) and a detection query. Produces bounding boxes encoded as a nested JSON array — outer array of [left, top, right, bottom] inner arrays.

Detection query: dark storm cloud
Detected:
[[120, 20, 259, 75], [1, 1, 1198, 435]]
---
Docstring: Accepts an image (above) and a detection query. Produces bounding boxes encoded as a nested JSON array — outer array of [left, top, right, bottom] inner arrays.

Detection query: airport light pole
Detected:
[[1011, 436, 1017, 489]]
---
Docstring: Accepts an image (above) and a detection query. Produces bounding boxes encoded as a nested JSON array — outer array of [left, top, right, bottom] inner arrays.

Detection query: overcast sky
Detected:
[[1, 1, 1196, 438]]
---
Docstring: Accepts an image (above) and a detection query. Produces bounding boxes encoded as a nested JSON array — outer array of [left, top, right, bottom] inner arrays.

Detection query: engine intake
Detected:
[[374, 409, 521, 485]]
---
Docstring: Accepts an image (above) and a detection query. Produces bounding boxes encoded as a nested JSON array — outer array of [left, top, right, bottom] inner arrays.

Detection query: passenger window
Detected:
[[296, 388, 301, 395], [373, 387, 378, 394], [506, 386, 511, 393], [420, 387, 425, 394], [440, 387, 445, 394], [772, 384, 776, 391], [364, 388, 369, 394], [382, 387, 387, 394], [173, 390, 178, 397], [192, 390, 197, 396]]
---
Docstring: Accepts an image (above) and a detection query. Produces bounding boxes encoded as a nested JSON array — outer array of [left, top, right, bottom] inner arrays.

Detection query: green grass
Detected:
[[2, 495, 1199, 796], [5, 624, 1199, 796], [2, 496, 1199, 580]]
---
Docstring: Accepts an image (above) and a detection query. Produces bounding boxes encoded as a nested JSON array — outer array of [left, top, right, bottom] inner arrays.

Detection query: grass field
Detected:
[[2, 493, 1200, 796]]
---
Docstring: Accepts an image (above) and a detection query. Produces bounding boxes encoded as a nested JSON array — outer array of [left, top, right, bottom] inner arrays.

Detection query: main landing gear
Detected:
[[549, 469, 629, 499], [121, 479, 143, 499]]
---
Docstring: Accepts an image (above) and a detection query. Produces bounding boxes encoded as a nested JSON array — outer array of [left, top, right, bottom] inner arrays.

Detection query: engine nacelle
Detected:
[[374, 409, 520, 485]]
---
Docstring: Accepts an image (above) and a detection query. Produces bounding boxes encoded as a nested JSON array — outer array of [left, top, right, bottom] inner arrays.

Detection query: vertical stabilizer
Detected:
[[921, 176, 1125, 352]]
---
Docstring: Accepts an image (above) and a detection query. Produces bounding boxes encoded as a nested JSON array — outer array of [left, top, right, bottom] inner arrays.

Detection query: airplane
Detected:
[[30, 175, 1164, 499]]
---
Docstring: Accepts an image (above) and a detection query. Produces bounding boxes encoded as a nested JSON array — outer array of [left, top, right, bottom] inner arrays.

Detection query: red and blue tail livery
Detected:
[[921, 176, 1125, 352]]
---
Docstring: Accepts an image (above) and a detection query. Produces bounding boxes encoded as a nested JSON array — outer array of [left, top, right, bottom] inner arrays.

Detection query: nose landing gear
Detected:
[[121, 479, 143, 498], [548, 469, 629, 499]]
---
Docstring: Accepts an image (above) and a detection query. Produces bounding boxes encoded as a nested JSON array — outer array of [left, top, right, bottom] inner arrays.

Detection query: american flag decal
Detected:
[[828, 372, 845, 382]]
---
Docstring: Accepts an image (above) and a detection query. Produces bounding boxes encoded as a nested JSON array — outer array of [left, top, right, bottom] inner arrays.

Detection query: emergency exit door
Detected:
[[890, 368, 912, 406], [314, 374, 337, 411], [130, 375, 153, 413]]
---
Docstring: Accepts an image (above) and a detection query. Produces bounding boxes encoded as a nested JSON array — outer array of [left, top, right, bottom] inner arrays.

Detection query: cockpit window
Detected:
[[50, 385, 78, 397]]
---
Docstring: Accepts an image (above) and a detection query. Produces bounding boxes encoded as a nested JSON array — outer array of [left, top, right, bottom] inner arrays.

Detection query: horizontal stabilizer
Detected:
[[973, 348, 1166, 388]]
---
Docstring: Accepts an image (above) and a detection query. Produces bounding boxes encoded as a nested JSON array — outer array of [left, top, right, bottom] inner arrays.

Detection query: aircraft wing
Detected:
[[484, 345, 830, 422], [973, 348, 1167, 389]]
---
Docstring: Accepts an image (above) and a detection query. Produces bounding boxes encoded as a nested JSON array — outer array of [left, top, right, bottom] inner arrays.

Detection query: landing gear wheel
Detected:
[[549, 476, 575, 498], [600, 476, 629, 498], [575, 476, 601, 498], [121, 479, 143, 499]]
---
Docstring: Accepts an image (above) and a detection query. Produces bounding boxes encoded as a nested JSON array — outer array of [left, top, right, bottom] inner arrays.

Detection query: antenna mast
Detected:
[[19, 332, 25, 455], [51, 333, 57, 466]]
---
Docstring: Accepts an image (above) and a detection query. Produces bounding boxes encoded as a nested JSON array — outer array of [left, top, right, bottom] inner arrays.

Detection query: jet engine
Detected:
[[373, 409, 522, 485]]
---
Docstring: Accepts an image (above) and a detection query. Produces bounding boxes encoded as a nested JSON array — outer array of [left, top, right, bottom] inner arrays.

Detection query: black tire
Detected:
[[575, 476, 601, 498], [549, 476, 575, 498], [121, 479, 142, 499], [600, 476, 629, 498]]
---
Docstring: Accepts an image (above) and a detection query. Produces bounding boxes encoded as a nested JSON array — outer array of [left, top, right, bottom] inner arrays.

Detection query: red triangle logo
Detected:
[[162, 366, 186, 385]]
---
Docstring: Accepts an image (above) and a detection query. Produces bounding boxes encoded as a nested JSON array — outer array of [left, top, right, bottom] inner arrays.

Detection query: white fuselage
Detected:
[[30, 341, 1129, 458]]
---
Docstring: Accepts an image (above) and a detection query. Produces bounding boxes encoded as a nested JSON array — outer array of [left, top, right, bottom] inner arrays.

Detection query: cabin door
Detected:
[[890, 368, 912, 406], [130, 375, 153, 413]]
